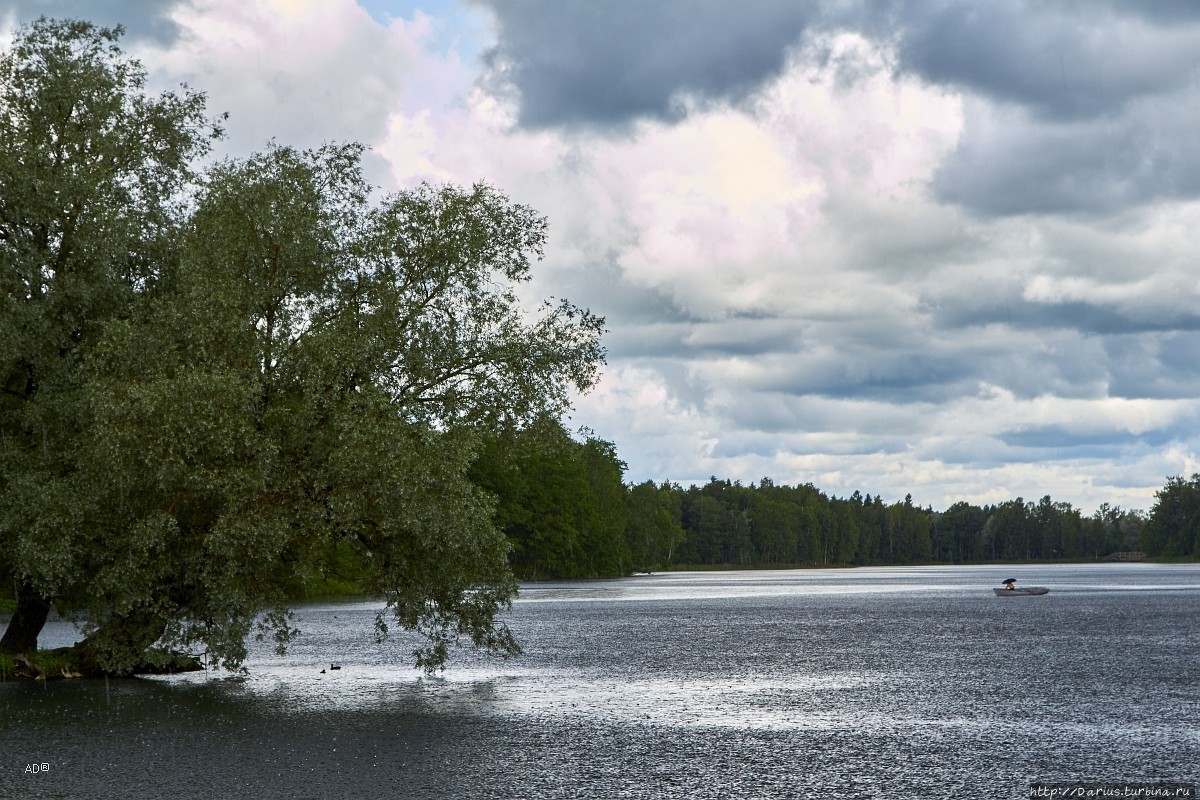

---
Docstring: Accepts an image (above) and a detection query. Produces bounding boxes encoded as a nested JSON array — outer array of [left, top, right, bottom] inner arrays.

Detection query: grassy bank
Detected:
[[1, 646, 203, 681]]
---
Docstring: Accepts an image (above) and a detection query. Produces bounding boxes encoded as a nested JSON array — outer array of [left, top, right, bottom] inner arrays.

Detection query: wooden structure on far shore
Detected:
[[1101, 551, 1145, 562]]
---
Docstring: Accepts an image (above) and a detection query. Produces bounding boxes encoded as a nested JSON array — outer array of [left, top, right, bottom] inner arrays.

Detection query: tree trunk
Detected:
[[0, 582, 52, 654]]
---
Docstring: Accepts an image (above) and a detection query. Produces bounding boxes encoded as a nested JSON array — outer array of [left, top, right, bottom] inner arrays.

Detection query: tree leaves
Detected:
[[2, 20, 604, 673]]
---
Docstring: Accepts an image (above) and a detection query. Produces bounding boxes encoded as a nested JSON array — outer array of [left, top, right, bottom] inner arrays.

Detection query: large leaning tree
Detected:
[[1, 19, 605, 674]]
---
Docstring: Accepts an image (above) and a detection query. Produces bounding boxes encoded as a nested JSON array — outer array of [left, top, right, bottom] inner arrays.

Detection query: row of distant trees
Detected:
[[470, 423, 1199, 579], [669, 482, 1147, 568]]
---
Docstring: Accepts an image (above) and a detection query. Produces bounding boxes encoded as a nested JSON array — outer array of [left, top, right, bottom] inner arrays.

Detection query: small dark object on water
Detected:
[[330, 663, 341, 670], [320, 669, 326, 674]]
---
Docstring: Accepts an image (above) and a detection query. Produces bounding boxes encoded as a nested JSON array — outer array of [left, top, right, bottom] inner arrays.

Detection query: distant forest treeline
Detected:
[[470, 420, 1200, 580]]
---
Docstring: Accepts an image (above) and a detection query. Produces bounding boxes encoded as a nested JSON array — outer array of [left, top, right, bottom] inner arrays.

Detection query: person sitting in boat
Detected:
[[1002, 579, 1017, 590]]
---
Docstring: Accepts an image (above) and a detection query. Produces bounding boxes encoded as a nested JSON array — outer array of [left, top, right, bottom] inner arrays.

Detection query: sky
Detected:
[[6, 0, 1200, 514]]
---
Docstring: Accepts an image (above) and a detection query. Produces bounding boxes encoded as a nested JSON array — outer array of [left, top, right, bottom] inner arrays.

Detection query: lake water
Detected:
[[2, 563, 1198, 799]]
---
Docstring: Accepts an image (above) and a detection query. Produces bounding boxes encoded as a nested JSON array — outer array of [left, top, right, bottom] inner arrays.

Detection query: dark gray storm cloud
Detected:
[[898, 1, 1200, 215], [930, 292, 1200, 338], [1105, 0, 1200, 25], [474, 0, 1200, 127], [473, 0, 818, 129], [894, 1, 1200, 122], [1000, 426, 1174, 452], [933, 110, 1200, 216], [475, 0, 1200, 214], [1105, 332, 1200, 400], [3, 0, 187, 43]]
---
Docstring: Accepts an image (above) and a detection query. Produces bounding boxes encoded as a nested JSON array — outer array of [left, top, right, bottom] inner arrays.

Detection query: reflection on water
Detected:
[[4, 564, 1198, 799]]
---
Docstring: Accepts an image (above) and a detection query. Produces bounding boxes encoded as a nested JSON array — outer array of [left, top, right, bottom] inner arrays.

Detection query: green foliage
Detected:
[[71, 145, 600, 672], [579, 436, 631, 575], [470, 418, 629, 580], [0, 17, 219, 657], [624, 481, 685, 571], [934, 501, 987, 562], [1144, 476, 1200, 559], [884, 495, 932, 564], [631, 481, 1153, 568], [0, 20, 604, 673], [279, 541, 373, 599]]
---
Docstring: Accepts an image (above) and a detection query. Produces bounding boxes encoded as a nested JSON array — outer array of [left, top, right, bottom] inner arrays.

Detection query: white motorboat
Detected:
[[993, 587, 1049, 596]]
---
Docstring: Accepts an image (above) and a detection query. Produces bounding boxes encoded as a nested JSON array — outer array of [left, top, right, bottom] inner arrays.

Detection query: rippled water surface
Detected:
[[3, 564, 1198, 799]]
